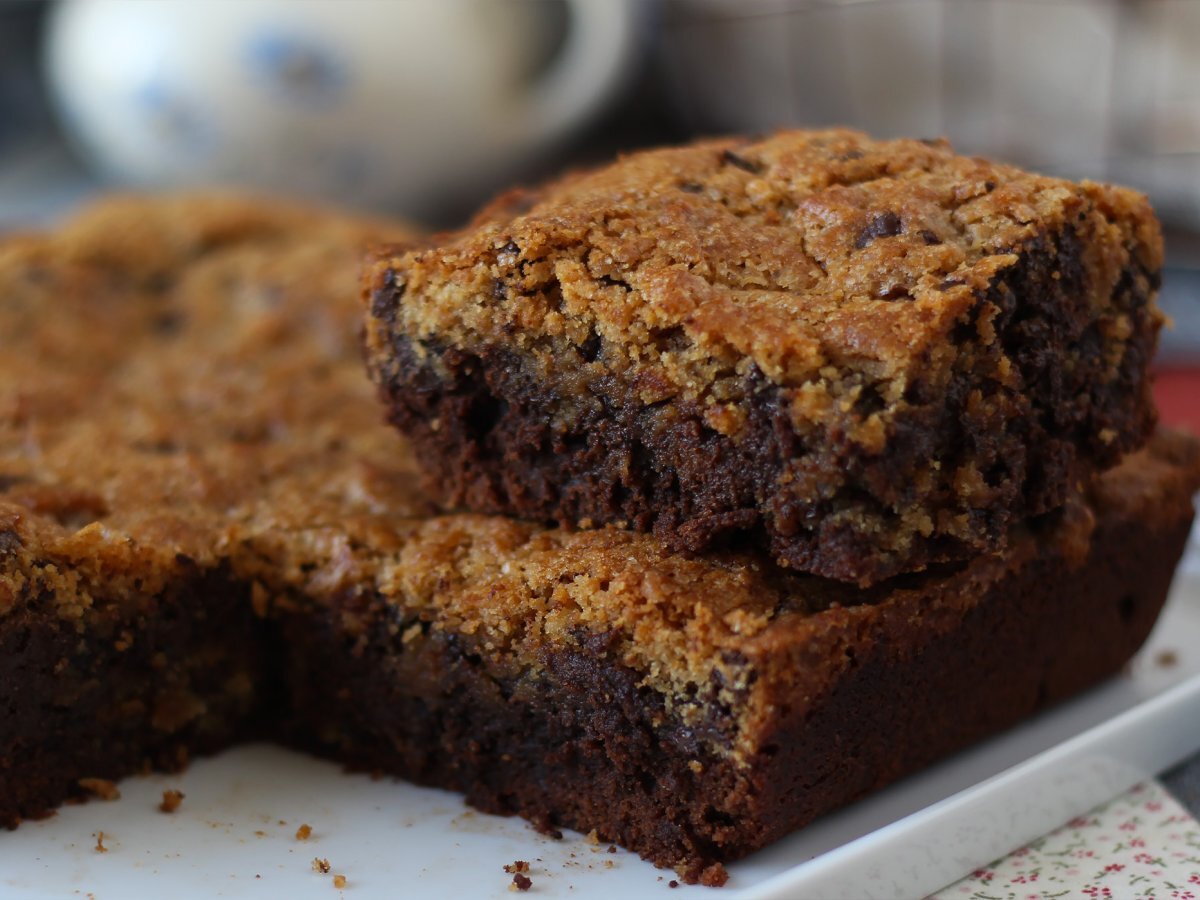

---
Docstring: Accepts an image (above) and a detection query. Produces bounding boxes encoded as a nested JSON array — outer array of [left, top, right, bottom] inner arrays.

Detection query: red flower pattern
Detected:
[[929, 781, 1200, 900]]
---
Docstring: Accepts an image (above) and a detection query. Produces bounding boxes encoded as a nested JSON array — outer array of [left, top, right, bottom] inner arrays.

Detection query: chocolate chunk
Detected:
[[371, 271, 405, 322], [0, 528, 23, 554], [579, 331, 603, 363], [855, 212, 903, 248], [720, 150, 764, 175]]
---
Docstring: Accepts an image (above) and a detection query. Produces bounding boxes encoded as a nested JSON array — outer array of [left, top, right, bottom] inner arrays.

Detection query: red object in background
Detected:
[[1154, 368, 1200, 435]]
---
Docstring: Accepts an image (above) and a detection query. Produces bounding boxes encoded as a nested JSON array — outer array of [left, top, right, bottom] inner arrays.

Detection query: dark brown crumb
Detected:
[[313, 858, 331, 874], [159, 789, 184, 813], [94, 831, 108, 853], [511, 872, 533, 891], [504, 861, 530, 874], [607, 846, 616, 854], [78, 778, 120, 801], [296, 823, 313, 840], [668, 880, 679, 889], [1156, 649, 1179, 668], [333, 874, 347, 889]]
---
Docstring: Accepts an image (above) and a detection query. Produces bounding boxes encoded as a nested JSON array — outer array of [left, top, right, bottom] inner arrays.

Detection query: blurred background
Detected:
[[0, 0, 1197, 425]]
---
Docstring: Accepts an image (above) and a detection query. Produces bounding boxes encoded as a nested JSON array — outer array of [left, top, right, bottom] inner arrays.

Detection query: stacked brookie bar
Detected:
[[2, 132, 1198, 888]]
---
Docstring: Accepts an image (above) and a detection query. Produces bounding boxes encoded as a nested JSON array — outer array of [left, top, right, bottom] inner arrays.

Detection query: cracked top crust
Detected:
[[365, 128, 1162, 449]]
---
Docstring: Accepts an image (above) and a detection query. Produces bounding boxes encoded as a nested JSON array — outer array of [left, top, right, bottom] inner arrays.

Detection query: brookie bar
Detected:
[[364, 129, 1164, 585]]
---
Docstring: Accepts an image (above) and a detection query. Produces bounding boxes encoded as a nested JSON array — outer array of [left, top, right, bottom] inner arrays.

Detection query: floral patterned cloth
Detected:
[[930, 780, 1200, 900]]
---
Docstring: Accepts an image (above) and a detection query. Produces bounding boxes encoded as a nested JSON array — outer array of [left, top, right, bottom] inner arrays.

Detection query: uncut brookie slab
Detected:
[[2, 196, 1196, 887], [363, 129, 1164, 586]]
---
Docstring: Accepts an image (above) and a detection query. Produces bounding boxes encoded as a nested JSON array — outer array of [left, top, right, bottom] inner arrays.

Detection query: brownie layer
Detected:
[[364, 129, 1164, 585], [275, 443, 1192, 884], [0, 567, 266, 828]]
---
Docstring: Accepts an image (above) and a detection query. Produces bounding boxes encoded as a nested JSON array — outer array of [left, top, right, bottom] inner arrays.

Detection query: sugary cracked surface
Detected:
[[365, 129, 1164, 584]]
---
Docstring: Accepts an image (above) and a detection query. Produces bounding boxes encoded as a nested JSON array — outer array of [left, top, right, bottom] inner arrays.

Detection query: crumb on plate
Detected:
[[510, 872, 533, 891], [78, 778, 120, 801], [159, 789, 184, 813]]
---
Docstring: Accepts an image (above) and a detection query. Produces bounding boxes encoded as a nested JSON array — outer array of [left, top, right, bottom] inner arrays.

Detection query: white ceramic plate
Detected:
[[3, 531, 1199, 900]]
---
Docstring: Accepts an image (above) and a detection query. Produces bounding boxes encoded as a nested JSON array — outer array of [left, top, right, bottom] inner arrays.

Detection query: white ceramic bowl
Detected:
[[46, 0, 639, 215]]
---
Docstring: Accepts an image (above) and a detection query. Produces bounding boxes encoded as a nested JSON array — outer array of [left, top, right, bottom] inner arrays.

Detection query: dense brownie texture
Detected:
[[0, 197, 1194, 885], [363, 129, 1165, 585]]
